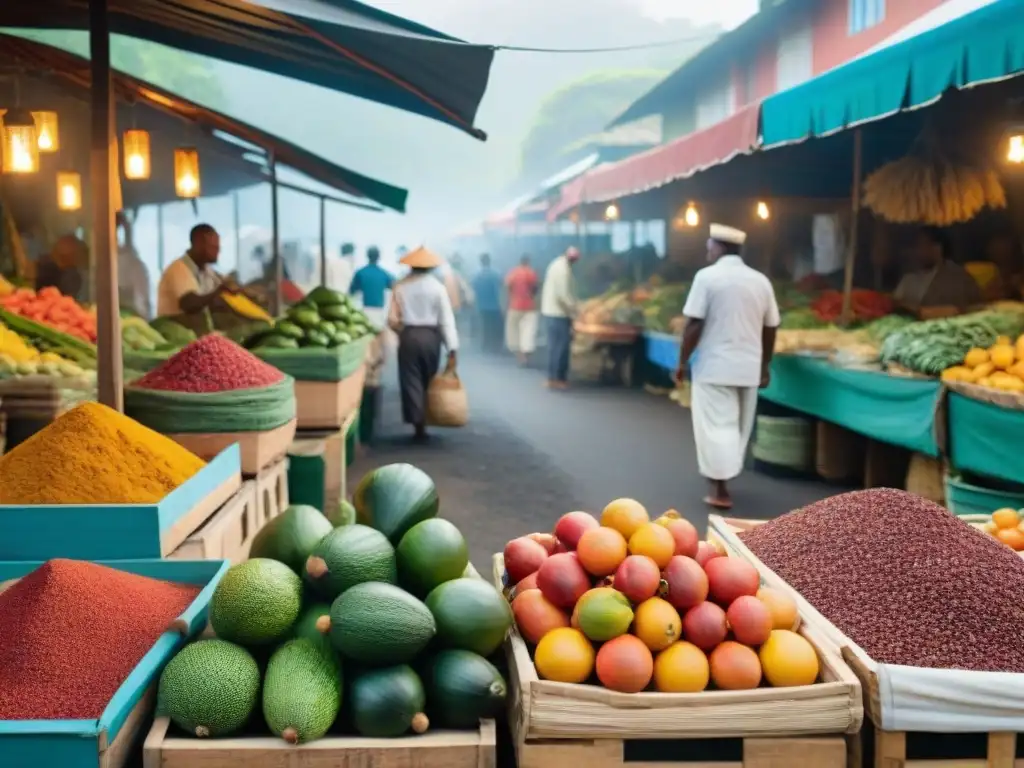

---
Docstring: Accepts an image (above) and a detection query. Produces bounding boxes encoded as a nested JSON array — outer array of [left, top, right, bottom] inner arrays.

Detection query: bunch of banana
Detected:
[[862, 154, 1007, 226]]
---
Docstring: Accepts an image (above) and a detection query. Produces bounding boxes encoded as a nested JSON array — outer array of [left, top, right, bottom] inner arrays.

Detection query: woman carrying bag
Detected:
[[388, 246, 461, 441]]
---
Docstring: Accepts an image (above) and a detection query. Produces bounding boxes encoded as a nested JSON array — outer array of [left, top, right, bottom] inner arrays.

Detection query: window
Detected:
[[696, 77, 736, 129], [738, 59, 759, 106], [849, 0, 885, 35], [776, 21, 813, 91]]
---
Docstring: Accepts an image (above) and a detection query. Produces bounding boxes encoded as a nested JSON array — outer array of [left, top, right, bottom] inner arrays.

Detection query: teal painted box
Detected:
[[0, 444, 242, 561], [945, 472, 1024, 518], [0, 558, 229, 768]]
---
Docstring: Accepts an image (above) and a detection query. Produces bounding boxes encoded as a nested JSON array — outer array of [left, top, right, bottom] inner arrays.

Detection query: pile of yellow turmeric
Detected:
[[0, 402, 206, 505]]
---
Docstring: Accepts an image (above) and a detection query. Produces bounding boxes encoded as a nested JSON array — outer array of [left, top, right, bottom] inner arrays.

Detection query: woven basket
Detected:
[[815, 421, 866, 482], [947, 380, 1024, 411], [905, 453, 946, 505], [752, 415, 815, 471], [426, 372, 469, 428]]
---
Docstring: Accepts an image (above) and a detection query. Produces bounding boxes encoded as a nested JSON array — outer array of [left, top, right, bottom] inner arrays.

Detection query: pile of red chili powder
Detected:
[[0, 559, 201, 719], [741, 488, 1024, 673], [135, 334, 284, 393]]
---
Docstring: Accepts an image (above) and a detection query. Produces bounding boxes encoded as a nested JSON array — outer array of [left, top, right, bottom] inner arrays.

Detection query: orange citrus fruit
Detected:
[[653, 641, 709, 693], [996, 527, 1024, 551], [576, 526, 628, 577], [628, 522, 675, 568], [534, 627, 595, 683], [759, 630, 819, 687], [633, 596, 682, 652], [992, 508, 1021, 530], [601, 498, 649, 539], [757, 587, 800, 631]]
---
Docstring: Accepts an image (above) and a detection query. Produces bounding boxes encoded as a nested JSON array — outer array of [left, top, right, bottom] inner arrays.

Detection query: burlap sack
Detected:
[[426, 371, 469, 427]]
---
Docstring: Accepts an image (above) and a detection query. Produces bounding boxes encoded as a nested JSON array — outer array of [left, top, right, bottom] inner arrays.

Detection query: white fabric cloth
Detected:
[[118, 245, 151, 319], [683, 255, 780, 387], [690, 382, 758, 481], [812, 214, 846, 275], [390, 273, 459, 351], [540, 255, 577, 318], [506, 309, 539, 354], [324, 255, 354, 293], [156, 253, 220, 317]]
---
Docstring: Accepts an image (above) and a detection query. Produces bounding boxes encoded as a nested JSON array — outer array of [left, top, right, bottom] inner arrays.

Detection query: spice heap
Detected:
[[0, 559, 201, 719], [136, 334, 284, 393], [741, 489, 1024, 672], [0, 402, 206, 505]]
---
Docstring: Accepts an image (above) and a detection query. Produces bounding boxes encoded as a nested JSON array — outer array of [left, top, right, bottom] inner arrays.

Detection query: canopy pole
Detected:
[[232, 190, 241, 270], [156, 204, 165, 272], [841, 129, 863, 324], [319, 195, 327, 287], [90, 0, 123, 411], [270, 152, 282, 314]]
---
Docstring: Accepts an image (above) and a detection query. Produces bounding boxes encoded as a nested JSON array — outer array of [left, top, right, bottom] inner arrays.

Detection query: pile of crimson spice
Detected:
[[741, 488, 1024, 673], [0, 559, 201, 719], [135, 334, 284, 393]]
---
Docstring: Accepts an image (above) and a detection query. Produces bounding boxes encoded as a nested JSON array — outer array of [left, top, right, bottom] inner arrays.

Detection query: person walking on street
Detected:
[[326, 242, 356, 294], [349, 245, 395, 329], [505, 254, 540, 365], [471, 253, 504, 354], [388, 247, 459, 442], [541, 246, 581, 389], [675, 224, 779, 511]]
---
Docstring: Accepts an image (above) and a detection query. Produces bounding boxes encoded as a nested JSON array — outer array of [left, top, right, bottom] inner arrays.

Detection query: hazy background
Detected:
[[14, 0, 757, 278]]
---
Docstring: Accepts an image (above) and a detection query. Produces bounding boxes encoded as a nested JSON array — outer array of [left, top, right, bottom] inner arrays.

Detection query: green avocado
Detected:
[[307, 286, 346, 308], [320, 304, 351, 322], [304, 330, 330, 348], [288, 309, 322, 329], [275, 321, 304, 340]]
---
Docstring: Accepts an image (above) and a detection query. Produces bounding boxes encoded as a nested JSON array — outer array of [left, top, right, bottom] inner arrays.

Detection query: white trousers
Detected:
[[690, 382, 758, 482], [506, 309, 539, 354]]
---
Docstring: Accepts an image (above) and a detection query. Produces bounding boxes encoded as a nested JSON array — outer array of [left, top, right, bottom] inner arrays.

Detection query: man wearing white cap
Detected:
[[675, 224, 780, 509]]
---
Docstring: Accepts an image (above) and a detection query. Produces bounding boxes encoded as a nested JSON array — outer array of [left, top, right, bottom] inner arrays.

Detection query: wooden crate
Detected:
[[708, 515, 1024, 768], [168, 482, 259, 563], [286, 407, 356, 514], [142, 716, 496, 768], [295, 364, 366, 429], [165, 419, 297, 476], [492, 555, 861, 768], [254, 458, 289, 528]]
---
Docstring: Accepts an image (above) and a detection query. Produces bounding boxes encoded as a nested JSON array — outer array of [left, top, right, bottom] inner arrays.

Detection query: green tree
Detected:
[[9, 30, 223, 107], [518, 69, 665, 181]]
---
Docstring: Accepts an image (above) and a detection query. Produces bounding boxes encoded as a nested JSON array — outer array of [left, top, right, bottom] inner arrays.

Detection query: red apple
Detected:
[[504, 537, 548, 583], [554, 511, 599, 550]]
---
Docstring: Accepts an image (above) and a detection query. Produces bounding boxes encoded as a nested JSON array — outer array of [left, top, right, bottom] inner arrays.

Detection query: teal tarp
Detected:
[[948, 392, 1024, 484], [761, 0, 1024, 146], [761, 356, 942, 456]]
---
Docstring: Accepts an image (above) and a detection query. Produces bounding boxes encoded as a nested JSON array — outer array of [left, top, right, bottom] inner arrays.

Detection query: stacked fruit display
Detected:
[[976, 508, 1024, 551], [157, 463, 510, 744], [942, 335, 1024, 392], [0, 286, 97, 343], [243, 287, 376, 351], [502, 501, 820, 694]]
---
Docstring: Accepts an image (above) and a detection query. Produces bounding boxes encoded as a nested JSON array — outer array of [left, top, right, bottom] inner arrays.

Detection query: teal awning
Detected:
[[761, 0, 1024, 147]]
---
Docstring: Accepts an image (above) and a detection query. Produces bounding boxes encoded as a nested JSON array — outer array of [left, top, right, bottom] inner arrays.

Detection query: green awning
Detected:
[[761, 0, 1024, 147]]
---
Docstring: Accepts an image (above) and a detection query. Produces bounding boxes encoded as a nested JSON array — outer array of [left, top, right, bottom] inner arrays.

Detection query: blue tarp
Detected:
[[3, 0, 495, 138], [761, 0, 1024, 146]]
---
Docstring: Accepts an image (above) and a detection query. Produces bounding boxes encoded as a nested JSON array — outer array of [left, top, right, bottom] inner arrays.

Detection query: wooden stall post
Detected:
[[841, 129, 863, 325], [156, 204, 166, 272], [270, 151, 282, 315], [319, 195, 327, 287], [89, 0, 124, 411]]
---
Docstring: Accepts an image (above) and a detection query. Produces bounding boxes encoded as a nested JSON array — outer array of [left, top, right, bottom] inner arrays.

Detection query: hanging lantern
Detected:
[[756, 200, 771, 220], [604, 203, 620, 221], [684, 202, 700, 227], [56, 171, 82, 211], [1008, 134, 1024, 165], [174, 147, 200, 198], [2, 109, 40, 174], [123, 129, 151, 180], [33, 111, 59, 153]]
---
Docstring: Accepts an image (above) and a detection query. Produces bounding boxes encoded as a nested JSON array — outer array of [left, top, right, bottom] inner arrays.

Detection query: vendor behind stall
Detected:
[[156, 223, 239, 323], [894, 227, 980, 318], [35, 235, 87, 300]]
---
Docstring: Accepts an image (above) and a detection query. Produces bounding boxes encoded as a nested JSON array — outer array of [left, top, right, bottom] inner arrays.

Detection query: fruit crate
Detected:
[[142, 716, 497, 768], [164, 418, 297, 476], [294, 362, 366, 429], [0, 444, 242, 560], [254, 457, 289, 531], [168, 481, 259, 564], [491, 554, 861, 768], [709, 515, 1024, 768], [0, 558, 229, 768]]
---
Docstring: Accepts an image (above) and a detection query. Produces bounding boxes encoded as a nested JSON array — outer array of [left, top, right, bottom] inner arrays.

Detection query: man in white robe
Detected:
[[675, 224, 780, 509]]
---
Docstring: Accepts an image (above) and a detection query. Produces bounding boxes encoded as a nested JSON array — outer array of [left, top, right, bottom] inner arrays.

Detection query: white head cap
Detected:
[[709, 223, 747, 246]]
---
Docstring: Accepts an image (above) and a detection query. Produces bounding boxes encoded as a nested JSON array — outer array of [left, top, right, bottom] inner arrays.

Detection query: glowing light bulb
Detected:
[[684, 203, 699, 227], [604, 203, 620, 221], [11, 135, 33, 173], [1009, 135, 1024, 164], [127, 153, 145, 178], [756, 201, 770, 220]]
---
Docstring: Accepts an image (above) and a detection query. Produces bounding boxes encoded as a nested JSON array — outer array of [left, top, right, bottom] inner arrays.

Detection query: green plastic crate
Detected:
[[945, 473, 1024, 517]]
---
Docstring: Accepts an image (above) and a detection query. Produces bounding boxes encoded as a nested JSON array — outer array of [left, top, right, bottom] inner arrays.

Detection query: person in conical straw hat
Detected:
[[387, 246, 459, 441], [674, 223, 780, 510]]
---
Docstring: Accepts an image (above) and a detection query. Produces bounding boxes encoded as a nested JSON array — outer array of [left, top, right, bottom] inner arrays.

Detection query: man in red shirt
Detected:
[[504, 254, 540, 365]]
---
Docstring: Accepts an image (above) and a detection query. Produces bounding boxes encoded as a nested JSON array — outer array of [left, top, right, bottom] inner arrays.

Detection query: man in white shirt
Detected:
[[676, 224, 780, 510], [325, 243, 355, 294], [540, 246, 580, 389], [156, 223, 238, 318]]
